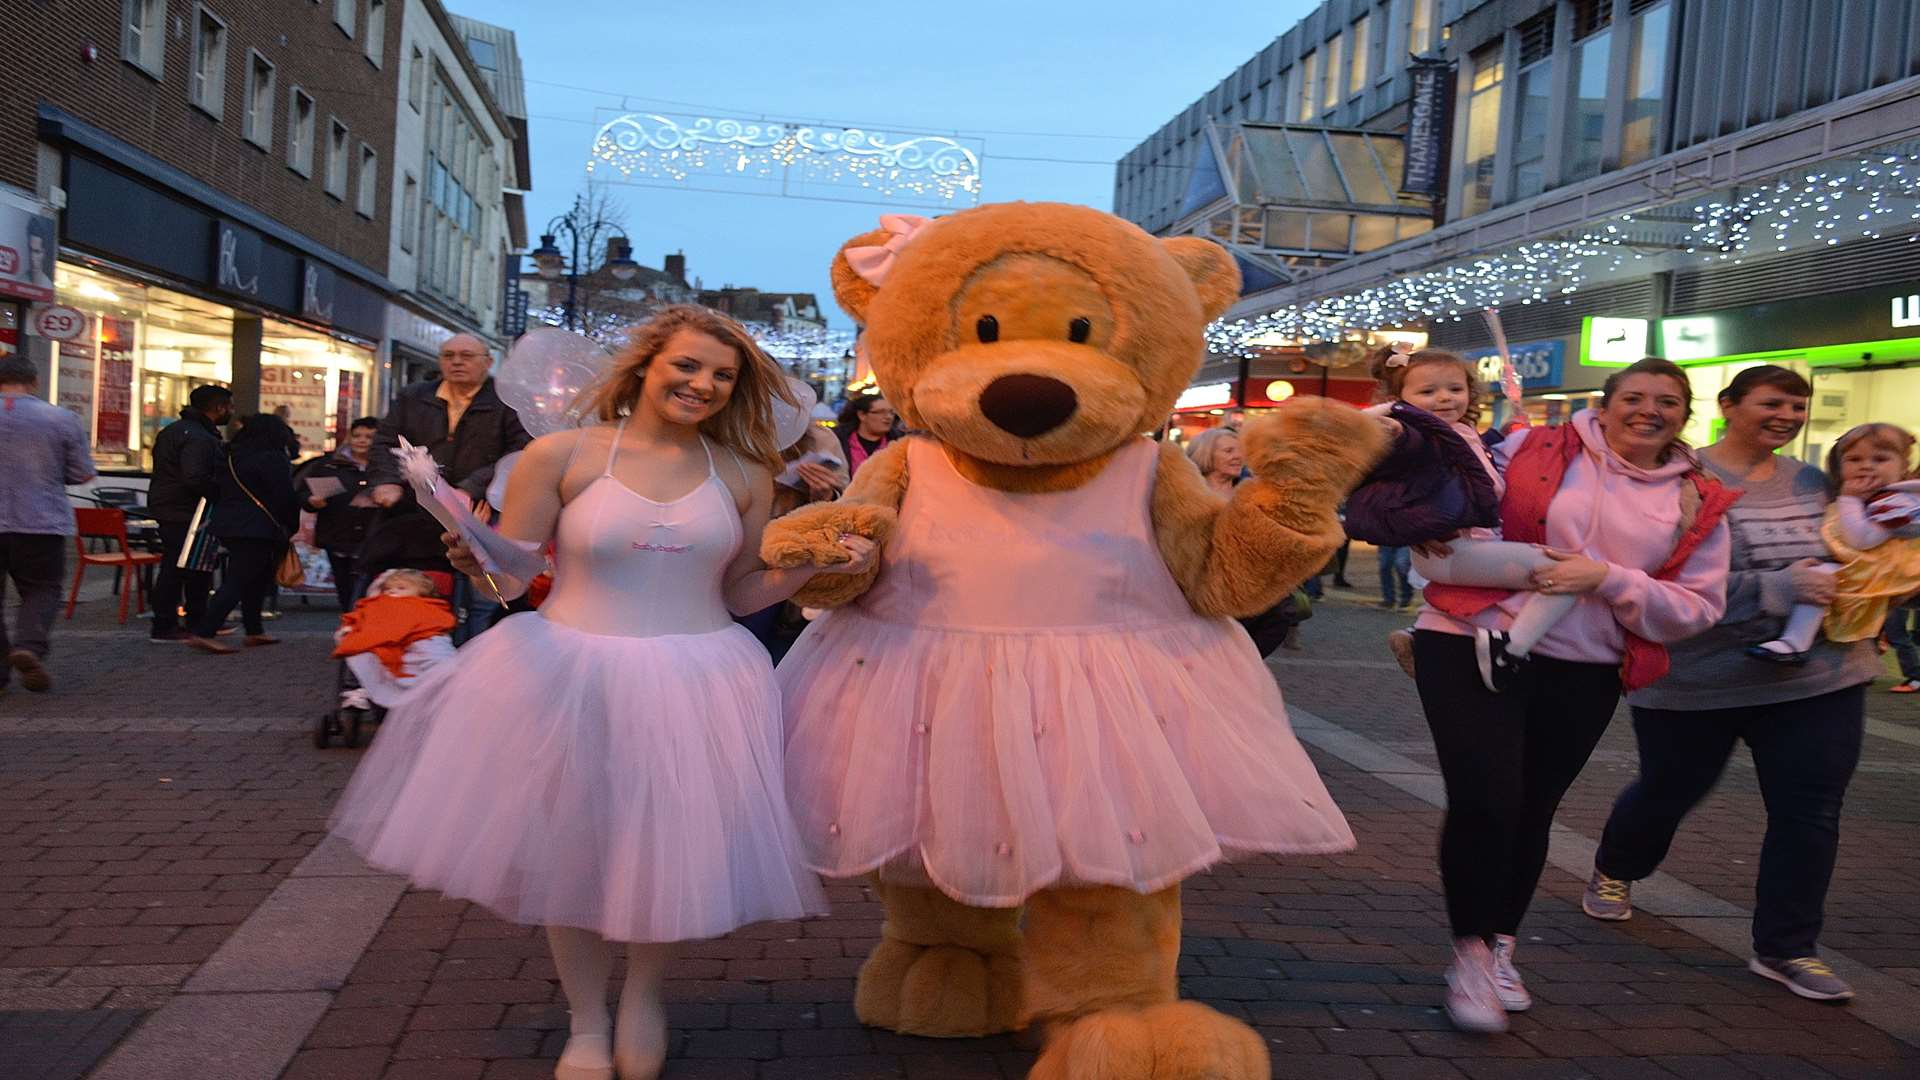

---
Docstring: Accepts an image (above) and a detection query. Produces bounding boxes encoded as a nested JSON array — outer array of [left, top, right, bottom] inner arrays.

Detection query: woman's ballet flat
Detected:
[[553, 1033, 614, 1080]]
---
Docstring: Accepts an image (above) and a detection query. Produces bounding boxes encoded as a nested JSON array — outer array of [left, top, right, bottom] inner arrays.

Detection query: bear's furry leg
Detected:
[[855, 879, 1025, 1038], [1023, 885, 1268, 1080]]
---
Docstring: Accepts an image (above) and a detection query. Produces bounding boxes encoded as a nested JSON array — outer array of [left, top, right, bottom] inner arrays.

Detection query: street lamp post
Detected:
[[529, 195, 638, 332]]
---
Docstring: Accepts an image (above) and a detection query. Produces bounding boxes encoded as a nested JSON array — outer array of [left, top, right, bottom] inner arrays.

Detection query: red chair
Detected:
[[67, 508, 165, 624]]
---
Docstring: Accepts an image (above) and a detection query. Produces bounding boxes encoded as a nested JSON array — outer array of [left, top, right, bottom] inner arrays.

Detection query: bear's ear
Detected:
[[830, 228, 890, 323], [1160, 236, 1241, 322]]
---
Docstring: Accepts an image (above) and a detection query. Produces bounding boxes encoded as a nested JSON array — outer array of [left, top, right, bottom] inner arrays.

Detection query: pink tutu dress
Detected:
[[331, 428, 826, 942], [778, 437, 1354, 908]]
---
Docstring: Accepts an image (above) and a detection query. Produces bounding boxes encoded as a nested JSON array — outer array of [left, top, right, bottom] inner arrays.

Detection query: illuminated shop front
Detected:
[[54, 261, 375, 468]]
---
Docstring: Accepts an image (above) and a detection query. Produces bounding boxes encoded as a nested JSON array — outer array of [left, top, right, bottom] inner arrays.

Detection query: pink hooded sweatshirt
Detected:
[[1414, 409, 1731, 665]]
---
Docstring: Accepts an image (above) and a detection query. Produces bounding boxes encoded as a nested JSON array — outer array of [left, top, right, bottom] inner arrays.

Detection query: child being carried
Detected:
[[1345, 343, 1578, 692], [1748, 422, 1920, 663], [333, 569, 458, 708]]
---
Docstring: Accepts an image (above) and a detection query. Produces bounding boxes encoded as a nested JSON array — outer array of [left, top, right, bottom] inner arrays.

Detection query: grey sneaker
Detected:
[[1749, 956, 1855, 1001], [1582, 869, 1633, 921]]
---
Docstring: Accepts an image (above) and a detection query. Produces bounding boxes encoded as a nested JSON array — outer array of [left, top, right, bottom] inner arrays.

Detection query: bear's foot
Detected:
[[855, 938, 1023, 1037], [1028, 1001, 1268, 1080]]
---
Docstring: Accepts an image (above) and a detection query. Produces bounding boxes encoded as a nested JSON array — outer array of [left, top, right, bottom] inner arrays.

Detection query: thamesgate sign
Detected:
[[1401, 59, 1452, 197]]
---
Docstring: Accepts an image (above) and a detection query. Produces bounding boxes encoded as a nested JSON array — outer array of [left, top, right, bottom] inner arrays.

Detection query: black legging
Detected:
[[194, 538, 280, 637], [1413, 630, 1620, 940]]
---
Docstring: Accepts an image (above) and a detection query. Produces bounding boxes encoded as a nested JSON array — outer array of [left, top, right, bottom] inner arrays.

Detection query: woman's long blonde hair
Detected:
[[580, 306, 799, 469]]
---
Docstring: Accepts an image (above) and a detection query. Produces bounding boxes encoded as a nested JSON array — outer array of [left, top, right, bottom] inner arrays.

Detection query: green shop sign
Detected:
[[1580, 282, 1920, 368]]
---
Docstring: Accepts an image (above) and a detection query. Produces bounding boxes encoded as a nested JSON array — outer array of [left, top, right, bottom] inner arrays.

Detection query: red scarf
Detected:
[[847, 431, 889, 475], [1424, 426, 1741, 691]]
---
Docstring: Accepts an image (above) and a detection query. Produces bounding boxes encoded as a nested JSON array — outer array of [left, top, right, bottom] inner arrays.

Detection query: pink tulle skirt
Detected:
[[777, 609, 1355, 907], [330, 612, 827, 942]]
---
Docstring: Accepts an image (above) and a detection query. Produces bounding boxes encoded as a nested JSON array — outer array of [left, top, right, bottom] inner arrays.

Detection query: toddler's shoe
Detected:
[[1387, 628, 1417, 679], [1474, 628, 1526, 693]]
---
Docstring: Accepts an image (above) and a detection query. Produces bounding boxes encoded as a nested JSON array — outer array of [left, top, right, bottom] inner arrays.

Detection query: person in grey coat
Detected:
[[0, 354, 96, 692]]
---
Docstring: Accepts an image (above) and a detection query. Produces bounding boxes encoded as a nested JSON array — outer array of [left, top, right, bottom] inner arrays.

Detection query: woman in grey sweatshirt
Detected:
[[1586, 365, 1880, 1003]]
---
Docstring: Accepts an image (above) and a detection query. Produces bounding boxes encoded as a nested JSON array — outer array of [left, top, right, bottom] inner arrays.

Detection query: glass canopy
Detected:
[[1179, 122, 1436, 291]]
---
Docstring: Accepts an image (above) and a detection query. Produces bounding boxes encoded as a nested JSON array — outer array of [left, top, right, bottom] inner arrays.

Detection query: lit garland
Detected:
[[1208, 148, 1920, 355], [531, 305, 857, 386], [588, 113, 983, 204]]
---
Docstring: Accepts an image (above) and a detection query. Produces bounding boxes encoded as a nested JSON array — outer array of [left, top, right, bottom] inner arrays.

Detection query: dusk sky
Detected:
[[449, 0, 1316, 326]]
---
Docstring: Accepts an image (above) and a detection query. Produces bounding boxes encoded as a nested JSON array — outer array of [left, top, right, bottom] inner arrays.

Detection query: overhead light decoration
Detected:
[[531, 304, 857, 371], [589, 113, 982, 205], [1208, 148, 1920, 355]]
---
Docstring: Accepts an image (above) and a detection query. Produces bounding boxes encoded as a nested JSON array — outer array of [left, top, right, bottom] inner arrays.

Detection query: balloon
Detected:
[[494, 327, 614, 438]]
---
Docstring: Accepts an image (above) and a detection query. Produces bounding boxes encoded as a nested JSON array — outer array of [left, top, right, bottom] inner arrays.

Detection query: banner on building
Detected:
[[1402, 59, 1453, 197], [0, 200, 57, 303], [94, 318, 136, 450], [335, 369, 365, 438]]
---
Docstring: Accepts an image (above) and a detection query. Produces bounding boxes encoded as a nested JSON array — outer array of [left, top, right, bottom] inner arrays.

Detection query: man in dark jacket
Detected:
[[364, 334, 530, 575], [147, 384, 232, 641]]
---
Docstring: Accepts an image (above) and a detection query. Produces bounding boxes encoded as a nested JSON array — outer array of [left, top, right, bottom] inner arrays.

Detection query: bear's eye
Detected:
[[1068, 317, 1092, 344], [975, 315, 999, 344]]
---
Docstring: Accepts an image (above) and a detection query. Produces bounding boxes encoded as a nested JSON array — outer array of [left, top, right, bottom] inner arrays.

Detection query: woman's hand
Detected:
[[1411, 532, 1458, 559], [795, 462, 841, 502], [1532, 548, 1610, 594], [812, 533, 879, 576], [1788, 558, 1837, 605], [442, 531, 481, 579], [306, 495, 328, 510]]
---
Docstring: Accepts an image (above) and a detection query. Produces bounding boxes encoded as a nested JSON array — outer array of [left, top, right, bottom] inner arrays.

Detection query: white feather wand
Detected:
[[392, 436, 547, 601]]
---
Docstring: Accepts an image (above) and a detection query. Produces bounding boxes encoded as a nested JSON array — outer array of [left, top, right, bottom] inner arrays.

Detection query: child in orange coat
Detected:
[[333, 569, 458, 707]]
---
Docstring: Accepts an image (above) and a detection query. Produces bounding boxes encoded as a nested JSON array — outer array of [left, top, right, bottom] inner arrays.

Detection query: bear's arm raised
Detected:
[[761, 439, 910, 609], [1152, 401, 1386, 618]]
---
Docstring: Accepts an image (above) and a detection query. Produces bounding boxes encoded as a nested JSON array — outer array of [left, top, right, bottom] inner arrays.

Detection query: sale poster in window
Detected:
[[260, 365, 331, 451], [57, 338, 96, 427], [95, 317, 135, 451], [334, 369, 364, 439]]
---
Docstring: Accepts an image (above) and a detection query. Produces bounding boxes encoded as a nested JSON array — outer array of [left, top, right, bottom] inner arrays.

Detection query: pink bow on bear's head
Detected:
[[845, 214, 932, 287]]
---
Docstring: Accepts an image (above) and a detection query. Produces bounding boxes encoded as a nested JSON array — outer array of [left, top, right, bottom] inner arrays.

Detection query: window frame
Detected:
[[400, 172, 419, 253], [356, 144, 379, 218], [189, 4, 229, 121], [364, 0, 386, 66], [1349, 13, 1372, 99], [333, 0, 355, 38], [408, 45, 426, 111], [121, 0, 166, 80], [287, 86, 316, 176], [242, 49, 277, 151], [1322, 31, 1345, 114], [324, 117, 350, 199]]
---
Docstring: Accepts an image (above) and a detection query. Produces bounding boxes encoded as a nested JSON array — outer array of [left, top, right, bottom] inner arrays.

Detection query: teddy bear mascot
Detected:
[[763, 202, 1385, 1079]]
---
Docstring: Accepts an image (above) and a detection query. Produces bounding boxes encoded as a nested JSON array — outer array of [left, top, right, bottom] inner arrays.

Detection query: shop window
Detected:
[[190, 6, 228, 120], [121, 0, 165, 79], [243, 51, 276, 151], [1291, 53, 1315, 123], [365, 0, 385, 64], [356, 145, 378, 218], [288, 87, 315, 176], [408, 46, 426, 111], [1348, 13, 1371, 98], [1457, 45, 1504, 219], [333, 0, 355, 38], [1321, 31, 1344, 114], [325, 118, 349, 199], [1621, 1, 1672, 166], [401, 173, 419, 252]]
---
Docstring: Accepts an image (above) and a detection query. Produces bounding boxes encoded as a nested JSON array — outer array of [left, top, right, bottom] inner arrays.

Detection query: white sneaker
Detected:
[[1444, 938, 1509, 1033], [1490, 934, 1533, 1012]]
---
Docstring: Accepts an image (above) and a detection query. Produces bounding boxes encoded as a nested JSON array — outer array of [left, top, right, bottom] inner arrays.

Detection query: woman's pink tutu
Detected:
[[331, 612, 826, 942]]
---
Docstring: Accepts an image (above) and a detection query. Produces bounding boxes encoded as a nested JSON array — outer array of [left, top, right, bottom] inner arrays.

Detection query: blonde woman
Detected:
[[330, 307, 876, 1080], [1184, 426, 1245, 494]]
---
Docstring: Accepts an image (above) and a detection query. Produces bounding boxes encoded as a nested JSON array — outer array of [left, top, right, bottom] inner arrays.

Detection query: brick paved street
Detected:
[[5, 561, 1919, 1079]]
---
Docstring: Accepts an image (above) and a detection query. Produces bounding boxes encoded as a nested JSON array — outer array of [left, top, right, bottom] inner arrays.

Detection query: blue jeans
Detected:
[[1597, 685, 1865, 958], [1377, 545, 1412, 605], [1885, 603, 1919, 681]]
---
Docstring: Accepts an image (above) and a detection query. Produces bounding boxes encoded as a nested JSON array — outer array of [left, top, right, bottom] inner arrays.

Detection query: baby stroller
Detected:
[[314, 567, 458, 749]]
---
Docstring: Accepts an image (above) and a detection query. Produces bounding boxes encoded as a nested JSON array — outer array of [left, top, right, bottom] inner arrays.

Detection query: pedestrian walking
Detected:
[[1886, 598, 1920, 693], [0, 354, 96, 693], [1412, 357, 1734, 1033], [330, 307, 874, 1080], [1377, 545, 1413, 608], [146, 384, 231, 641], [186, 414, 301, 653], [364, 333, 531, 639], [1588, 364, 1881, 1003], [299, 416, 380, 610]]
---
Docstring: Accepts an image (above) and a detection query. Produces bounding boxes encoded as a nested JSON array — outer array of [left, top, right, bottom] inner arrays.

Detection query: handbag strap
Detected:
[[229, 454, 291, 542]]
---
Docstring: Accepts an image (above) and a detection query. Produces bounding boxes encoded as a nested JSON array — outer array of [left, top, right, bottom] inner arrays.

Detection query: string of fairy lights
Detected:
[[1207, 148, 1920, 355]]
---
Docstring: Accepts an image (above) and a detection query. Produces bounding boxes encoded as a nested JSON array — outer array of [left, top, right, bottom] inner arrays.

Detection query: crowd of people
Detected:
[[2, 305, 1914, 1073]]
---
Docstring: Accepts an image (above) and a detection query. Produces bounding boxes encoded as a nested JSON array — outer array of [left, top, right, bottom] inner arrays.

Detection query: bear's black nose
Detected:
[[979, 374, 1079, 438]]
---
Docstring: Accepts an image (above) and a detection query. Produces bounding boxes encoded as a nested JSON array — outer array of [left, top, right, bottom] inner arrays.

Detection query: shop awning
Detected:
[[1179, 122, 1436, 289]]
